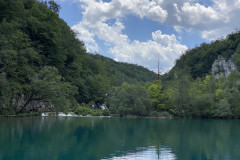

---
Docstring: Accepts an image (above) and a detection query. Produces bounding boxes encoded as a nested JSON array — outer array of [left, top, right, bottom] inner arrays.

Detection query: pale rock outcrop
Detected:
[[211, 55, 238, 79]]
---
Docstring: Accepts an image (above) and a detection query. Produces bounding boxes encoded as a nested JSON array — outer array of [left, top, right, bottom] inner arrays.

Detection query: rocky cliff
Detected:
[[211, 55, 238, 79]]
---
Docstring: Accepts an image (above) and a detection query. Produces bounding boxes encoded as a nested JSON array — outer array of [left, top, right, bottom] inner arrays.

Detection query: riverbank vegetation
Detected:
[[1, 0, 240, 118]]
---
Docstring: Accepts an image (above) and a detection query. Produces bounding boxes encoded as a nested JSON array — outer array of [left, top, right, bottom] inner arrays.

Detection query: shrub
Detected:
[[149, 111, 170, 117], [215, 89, 225, 100], [91, 109, 102, 116], [214, 99, 232, 118], [158, 111, 170, 117], [0, 108, 16, 115], [190, 94, 214, 117], [75, 107, 92, 116], [102, 109, 110, 116], [149, 111, 159, 117]]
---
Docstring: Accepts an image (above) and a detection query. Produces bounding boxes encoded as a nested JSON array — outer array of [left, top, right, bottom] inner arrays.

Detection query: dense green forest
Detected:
[[0, 0, 156, 115], [1, 0, 240, 118], [160, 31, 240, 118]]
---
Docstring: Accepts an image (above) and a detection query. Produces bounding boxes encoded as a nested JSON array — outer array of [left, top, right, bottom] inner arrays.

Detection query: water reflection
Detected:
[[103, 146, 176, 160], [0, 117, 240, 160]]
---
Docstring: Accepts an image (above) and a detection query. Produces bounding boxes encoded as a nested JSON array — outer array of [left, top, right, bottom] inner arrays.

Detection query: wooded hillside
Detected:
[[0, 0, 156, 115]]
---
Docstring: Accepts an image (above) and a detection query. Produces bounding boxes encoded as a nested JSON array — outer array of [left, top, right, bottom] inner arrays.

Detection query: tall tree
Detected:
[[147, 80, 165, 111]]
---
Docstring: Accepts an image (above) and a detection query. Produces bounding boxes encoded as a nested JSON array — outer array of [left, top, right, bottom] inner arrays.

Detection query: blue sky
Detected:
[[53, 0, 240, 73]]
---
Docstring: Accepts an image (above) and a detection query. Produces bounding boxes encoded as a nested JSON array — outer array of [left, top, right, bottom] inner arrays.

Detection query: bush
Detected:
[[190, 94, 214, 117], [74, 103, 104, 116], [215, 89, 225, 100], [102, 109, 110, 116], [158, 111, 170, 117], [214, 99, 232, 118], [107, 84, 151, 116], [91, 109, 102, 116], [75, 107, 92, 116], [149, 111, 170, 117], [149, 111, 159, 117], [0, 108, 16, 115]]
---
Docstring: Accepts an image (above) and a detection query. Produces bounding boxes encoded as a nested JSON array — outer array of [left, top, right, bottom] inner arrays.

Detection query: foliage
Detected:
[[190, 94, 214, 117], [215, 89, 225, 100], [2, 0, 240, 118], [159, 30, 240, 118], [0, 72, 11, 110], [102, 109, 110, 116], [74, 104, 104, 116], [48, 0, 61, 13], [214, 99, 232, 118], [0, 108, 16, 116], [0, 0, 155, 114], [107, 83, 151, 116], [75, 106, 94, 116], [147, 80, 165, 111], [166, 31, 240, 79], [149, 111, 170, 117]]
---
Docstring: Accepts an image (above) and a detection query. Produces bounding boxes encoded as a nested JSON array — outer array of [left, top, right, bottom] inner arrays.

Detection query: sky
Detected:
[[53, 0, 240, 73]]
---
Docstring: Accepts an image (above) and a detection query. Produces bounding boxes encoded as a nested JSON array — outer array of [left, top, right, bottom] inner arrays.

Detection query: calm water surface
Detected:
[[0, 117, 239, 160]]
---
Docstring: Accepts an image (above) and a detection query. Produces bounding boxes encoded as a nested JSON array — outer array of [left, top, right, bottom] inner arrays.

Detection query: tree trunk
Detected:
[[17, 94, 34, 113]]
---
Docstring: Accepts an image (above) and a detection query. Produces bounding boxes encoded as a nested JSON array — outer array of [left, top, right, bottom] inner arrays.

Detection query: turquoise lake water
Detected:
[[0, 117, 239, 160]]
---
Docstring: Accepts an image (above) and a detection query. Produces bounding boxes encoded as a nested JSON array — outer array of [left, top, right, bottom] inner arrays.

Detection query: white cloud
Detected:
[[169, 0, 240, 39], [70, 0, 240, 72], [181, 2, 220, 26], [109, 31, 188, 73], [72, 23, 99, 52]]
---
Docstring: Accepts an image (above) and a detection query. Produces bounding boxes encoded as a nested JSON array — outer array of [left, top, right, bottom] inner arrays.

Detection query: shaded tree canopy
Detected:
[[0, 0, 156, 114]]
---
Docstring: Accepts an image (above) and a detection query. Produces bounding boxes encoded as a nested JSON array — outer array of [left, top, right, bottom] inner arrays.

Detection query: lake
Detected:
[[0, 117, 239, 160]]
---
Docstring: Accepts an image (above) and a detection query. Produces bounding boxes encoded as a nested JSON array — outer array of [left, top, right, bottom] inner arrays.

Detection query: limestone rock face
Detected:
[[211, 55, 238, 79]]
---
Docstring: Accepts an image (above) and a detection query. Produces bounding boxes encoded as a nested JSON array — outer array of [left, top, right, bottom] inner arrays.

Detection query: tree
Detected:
[[147, 80, 165, 111], [107, 83, 151, 116], [16, 66, 77, 113], [0, 72, 11, 110], [215, 89, 225, 101], [190, 94, 214, 117], [214, 99, 232, 118], [0, 0, 156, 115], [203, 75, 216, 94], [48, 1, 61, 14], [175, 69, 192, 117]]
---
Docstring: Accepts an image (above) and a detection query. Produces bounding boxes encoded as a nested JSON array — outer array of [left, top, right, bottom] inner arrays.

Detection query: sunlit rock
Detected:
[[211, 55, 238, 79]]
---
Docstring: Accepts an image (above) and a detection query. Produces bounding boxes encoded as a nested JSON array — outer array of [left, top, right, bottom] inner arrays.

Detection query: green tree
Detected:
[[190, 94, 214, 117], [0, 0, 156, 114], [214, 99, 232, 118], [0, 72, 11, 110], [147, 80, 165, 111], [215, 89, 225, 100], [107, 83, 151, 116], [176, 69, 192, 117], [48, 0, 61, 14], [16, 66, 77, 113]]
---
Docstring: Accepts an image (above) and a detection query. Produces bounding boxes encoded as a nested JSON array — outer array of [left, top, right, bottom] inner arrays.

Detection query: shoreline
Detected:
[[0, 112, 234, 119]]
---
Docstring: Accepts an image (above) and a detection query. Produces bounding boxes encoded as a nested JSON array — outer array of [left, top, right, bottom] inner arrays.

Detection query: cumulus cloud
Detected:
[[110, 30, 187, 73], [168, 0, 240, 39], [72, 24, 99, 52], [70, 0, 240, 72]]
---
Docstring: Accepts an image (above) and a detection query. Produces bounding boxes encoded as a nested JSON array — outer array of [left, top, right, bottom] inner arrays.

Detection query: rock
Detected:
[[211, 55, 238, 79]]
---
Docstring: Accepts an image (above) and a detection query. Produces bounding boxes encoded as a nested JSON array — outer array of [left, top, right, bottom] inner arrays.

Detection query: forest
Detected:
[[1, 0, 240, 118], [0, 0, 156, 116]]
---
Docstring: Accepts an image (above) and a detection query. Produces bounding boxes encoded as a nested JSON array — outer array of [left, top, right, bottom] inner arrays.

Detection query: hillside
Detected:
[[160, 31, 240, 118], [92, 54, 156, 85], [0, 0, 156, 114], [2, 0, 240, 118], [164, 31, 240, 80]]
